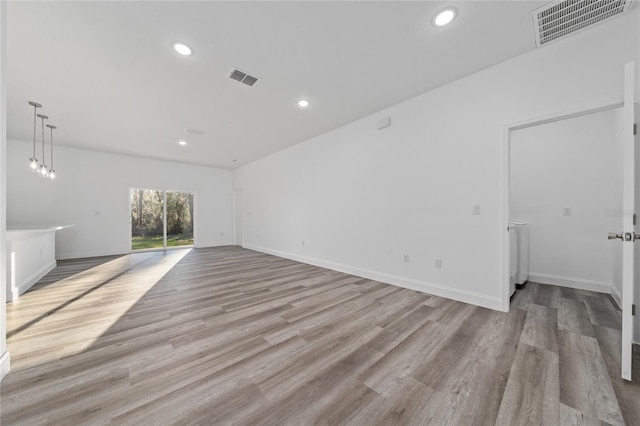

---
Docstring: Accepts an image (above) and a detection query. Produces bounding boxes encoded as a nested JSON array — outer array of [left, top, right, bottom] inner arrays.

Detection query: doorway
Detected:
[[501, 102, 627, 309], [508, 107, 624, 303], [130, 188, 195, 251]]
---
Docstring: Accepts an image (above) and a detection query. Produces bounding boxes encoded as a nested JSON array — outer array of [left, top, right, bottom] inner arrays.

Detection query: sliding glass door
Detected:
[[131, 189, 164, 250], [130, 189, 194, 251], [166, 191, 194, 247]]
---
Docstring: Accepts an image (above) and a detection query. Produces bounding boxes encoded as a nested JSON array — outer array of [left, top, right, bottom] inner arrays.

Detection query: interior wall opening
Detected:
[[508, 107, 624, 304]]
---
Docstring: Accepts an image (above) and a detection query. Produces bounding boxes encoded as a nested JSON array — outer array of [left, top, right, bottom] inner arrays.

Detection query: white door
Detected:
[[233, 189, 243, 246], [619, 61, 636, 381]]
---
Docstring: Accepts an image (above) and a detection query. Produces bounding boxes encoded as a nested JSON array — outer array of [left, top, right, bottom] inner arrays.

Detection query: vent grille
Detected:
[[184, 127, 205, 135], [229, 68, 259, 87], [531, 0, 633, 47]]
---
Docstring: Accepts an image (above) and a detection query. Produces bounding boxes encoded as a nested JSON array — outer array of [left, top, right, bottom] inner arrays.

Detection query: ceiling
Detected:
[[6, 1, 549, 169]]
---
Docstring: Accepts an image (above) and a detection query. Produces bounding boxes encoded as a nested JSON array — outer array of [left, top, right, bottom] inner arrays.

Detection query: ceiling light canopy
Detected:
[[433, 7, 457, 27], [298, 99, 310, 108], [171, 42, 193, 56]]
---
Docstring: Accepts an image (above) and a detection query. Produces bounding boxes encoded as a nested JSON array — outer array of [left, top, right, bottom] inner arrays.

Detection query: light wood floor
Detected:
[[1, 246, 639, 425]]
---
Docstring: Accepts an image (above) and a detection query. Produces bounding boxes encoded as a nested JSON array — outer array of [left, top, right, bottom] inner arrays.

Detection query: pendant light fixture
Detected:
[[37, 113, 49, 178], [28, 101, 42, 171], [26, 101, 61, 180], [47, 124, 56, 180]]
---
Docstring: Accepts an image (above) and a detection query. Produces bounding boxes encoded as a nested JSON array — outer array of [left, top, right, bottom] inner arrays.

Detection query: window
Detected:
[[130, 189, 194, 250]]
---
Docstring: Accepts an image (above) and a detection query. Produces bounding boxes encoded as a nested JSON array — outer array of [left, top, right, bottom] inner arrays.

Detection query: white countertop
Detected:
[[6, 225, 75, 242]]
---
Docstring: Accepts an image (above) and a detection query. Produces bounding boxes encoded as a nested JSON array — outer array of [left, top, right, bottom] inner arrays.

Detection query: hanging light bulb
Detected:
[[37, 114, 49, 177], [28, 101, 42, 171], [47, 124, 56, 180]]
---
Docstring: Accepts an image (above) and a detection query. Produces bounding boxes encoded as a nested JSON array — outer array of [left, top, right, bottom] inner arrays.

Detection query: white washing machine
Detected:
[[509, 226, 518, 296], [510, 221, 529, 295]]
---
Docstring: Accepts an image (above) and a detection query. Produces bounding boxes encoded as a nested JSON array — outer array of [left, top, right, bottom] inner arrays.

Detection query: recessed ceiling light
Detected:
[[178, 140, 187, 146], [298, 99, 310, 108], [172, 42, 193, 56], [433, 7, 457, 27]]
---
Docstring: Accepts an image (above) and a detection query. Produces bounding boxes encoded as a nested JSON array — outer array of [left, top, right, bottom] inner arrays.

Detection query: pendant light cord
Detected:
[[50, 126, 54, 169], [32, 105, 37, 158], [41, 116, 45, 161]]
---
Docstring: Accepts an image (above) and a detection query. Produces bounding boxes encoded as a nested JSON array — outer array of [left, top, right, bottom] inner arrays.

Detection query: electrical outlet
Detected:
[[301, 240, 305, 246], [472, 205, 481, 215], [563, 207, 572, 216], [403, 254, 410, 263], [220, 232, 224, 236], [435, 258, 442, 268]]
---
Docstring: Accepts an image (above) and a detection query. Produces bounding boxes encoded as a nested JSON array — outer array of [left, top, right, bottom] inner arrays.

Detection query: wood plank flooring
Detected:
[[0, 246, 638, 425]]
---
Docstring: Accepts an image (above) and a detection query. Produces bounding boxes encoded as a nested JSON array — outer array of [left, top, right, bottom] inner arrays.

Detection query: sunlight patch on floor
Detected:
[[5, 249, 192, 371]]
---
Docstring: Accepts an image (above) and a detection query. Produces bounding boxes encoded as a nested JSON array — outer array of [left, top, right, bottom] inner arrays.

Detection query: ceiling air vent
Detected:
[[229, 68, 259, 87], [531, 0, 633, 47], [184, 127, 205, 135]]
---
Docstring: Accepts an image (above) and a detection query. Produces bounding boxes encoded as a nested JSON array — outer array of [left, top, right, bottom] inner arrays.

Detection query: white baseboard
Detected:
[[0, 351, 10, 382], [244, 244, 502, 311], [57, 244, 235, 260], [7, 260, 57, 303], [529, 272, 626, 311], [56, 249, 127, 260], [609, 285, 622, 309], [529, 272, 614, 294], [195, 241, 231, 248]]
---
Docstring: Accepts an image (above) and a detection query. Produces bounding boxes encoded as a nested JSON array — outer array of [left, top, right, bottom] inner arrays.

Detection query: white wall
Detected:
[[0, 0, 9, 382], [510, 109, 623, 301], [234, 11, 639, 312], [6, 229, 57, 302], [7, 140, 233, 259]]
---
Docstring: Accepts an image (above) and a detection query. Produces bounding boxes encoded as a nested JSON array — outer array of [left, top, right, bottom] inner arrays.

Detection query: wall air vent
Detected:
[[531, 0, 633, 48], [229, 68, 259, 87]]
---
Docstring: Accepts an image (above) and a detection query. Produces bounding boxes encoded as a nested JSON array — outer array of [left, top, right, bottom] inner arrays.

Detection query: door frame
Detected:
[[233, 189, 243, 246], [500, 101, 623, 312], [621, 61, 636, 380]]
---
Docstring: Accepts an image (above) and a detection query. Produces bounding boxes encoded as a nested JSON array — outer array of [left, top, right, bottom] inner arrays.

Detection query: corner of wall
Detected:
[[610, 284, 622, 309]]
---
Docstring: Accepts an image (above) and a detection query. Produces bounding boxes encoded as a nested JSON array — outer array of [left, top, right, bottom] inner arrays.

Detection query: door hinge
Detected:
[[635, 123, 638, 136], [634, 214, 638, 226], [633, 304, 636, 316]]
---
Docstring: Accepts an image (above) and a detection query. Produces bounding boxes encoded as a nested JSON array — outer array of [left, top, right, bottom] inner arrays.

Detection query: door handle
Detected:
[[608, 232, 640, 241]]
